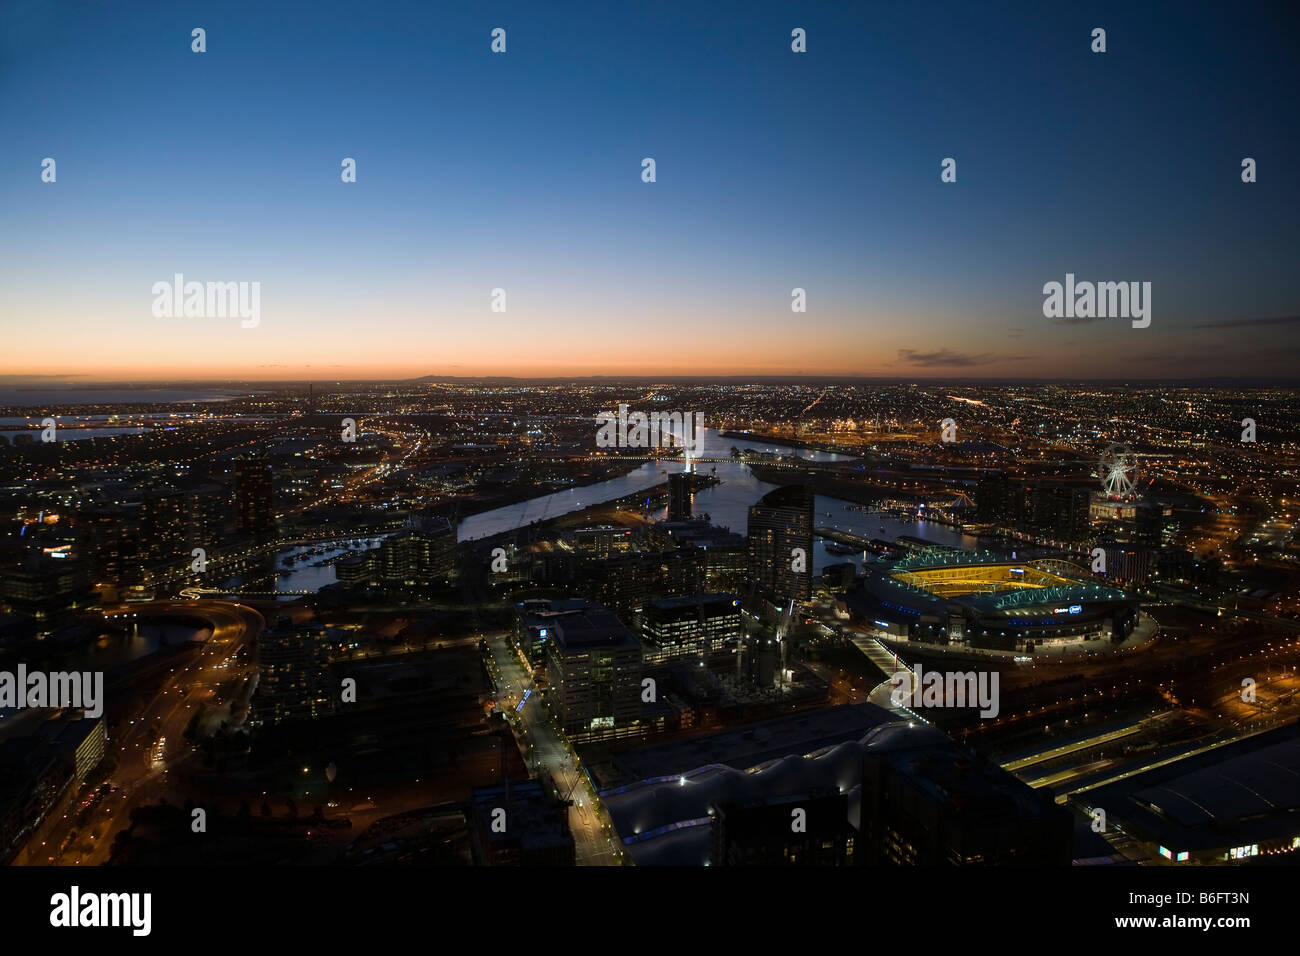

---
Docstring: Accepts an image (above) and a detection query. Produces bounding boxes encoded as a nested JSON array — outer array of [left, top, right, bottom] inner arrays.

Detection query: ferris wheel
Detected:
[[1098, 443, 1139, 498]]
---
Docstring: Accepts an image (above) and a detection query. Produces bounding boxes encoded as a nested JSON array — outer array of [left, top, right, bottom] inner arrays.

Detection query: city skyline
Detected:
[[4, 377, 1298, 875], [3, 0, 1299, 916]]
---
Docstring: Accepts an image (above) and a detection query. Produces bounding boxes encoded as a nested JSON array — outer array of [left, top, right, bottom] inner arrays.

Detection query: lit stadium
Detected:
[[848, 551, 1139, 653]]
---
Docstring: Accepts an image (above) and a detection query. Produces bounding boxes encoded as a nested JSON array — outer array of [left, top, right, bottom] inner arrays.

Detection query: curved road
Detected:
[[14, 599, 264, 866]]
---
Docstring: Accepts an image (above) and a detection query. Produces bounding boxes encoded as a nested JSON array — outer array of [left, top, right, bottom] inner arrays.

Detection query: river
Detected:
[[63, 622, 213, 673], [457, 427, 975, 574]]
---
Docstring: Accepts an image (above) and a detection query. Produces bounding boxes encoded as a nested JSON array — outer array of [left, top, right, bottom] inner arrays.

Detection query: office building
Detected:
[[859, 725, 1072, 865], [711, 791, 855, 865], [234, 457, 276, 538], [514, 597, 594, 665], [668, 472, 692, 522], [563, 524, 637, 557], [1134, 500, 1166, 548], [333, 516, 455, 588], [75, 505, 140, 588], [1029, 484, 1092, 541], [379, 516, 456, 584], [975, 472, 1027, 527], [544, 603, 642, 738], [255, 620, 332, 725], [747, 484, 814, 604], [137, 484, 225, 565], [582, 550, 703, 618], [0, 556, 90, 624], [0, 712, 108, 864], [640, 593, 742, 664]]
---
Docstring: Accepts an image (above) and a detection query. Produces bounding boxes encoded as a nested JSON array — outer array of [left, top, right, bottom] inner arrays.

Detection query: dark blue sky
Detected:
[[2, 0, 1298, 380]]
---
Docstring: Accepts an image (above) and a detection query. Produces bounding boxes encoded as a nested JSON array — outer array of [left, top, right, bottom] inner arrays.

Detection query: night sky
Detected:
[[2, 0, 1298, 381]]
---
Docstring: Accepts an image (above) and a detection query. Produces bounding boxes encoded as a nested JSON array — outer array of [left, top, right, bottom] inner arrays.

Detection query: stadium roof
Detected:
[[602, 718, 938, 865], [1081, 724, 1300, 854], [862, 558, 1130, 616]]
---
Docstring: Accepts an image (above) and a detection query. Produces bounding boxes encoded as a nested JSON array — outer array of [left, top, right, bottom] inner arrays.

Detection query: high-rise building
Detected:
[[0, 556, 90, 624], [514, 597, 594, 664], [640, 593, 742, 664], [255, 620, 332, 725], [1102, 539, 1154, 588], [75, 505, 140, 588], [648, 519, 747, 590], [975, 472, 1010, 524], [563, 524, 636, 557], [544, 603, 642, 738], [711, 791, 855, 865], [975, 472, 1029, 528], [747, 484, 814, 604], [859, 725, 1072, 865], [331, 516, 455, 589], [668, 472, 692, 522], [63, 716, 107, 784], [0, 713, 107, 863], [379, 516, 456, 584], [1133, 500, 1165, 547], [742, 628, 781, 687], [979, 476, 1092, 541], [234, 457, 276, 538], [137, 484, 226, 566], [1029, 485, 1093, 540], [581, 550, 703, 618]]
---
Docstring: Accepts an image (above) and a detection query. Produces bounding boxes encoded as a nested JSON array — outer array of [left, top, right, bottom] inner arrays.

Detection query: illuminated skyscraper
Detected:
[[234, 457, 276, 538], [544, 603, 642, 739], [747, 484, 814, 604], [668, 472, 692, 522], [255, 621, 332, 725]]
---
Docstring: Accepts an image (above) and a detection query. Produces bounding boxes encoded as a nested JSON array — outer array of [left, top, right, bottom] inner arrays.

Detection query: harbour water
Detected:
[[458, 427, 975, 573], [212, 537, 389, 596], [63, 622, 213, 673], [0, 388, 244, 407], [269, 537, 387, 594], [0, 427, 151, 442], [456, 427, 845, 542]]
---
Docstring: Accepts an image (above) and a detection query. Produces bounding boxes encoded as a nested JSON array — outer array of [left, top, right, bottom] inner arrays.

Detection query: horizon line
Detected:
[[5, 374, 1300, 389]]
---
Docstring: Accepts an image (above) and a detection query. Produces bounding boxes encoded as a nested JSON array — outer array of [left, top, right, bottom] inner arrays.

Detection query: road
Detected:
[[483, 634, 621, 866], [16, 599, 264, 866], [840, 629, 931, 721]]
